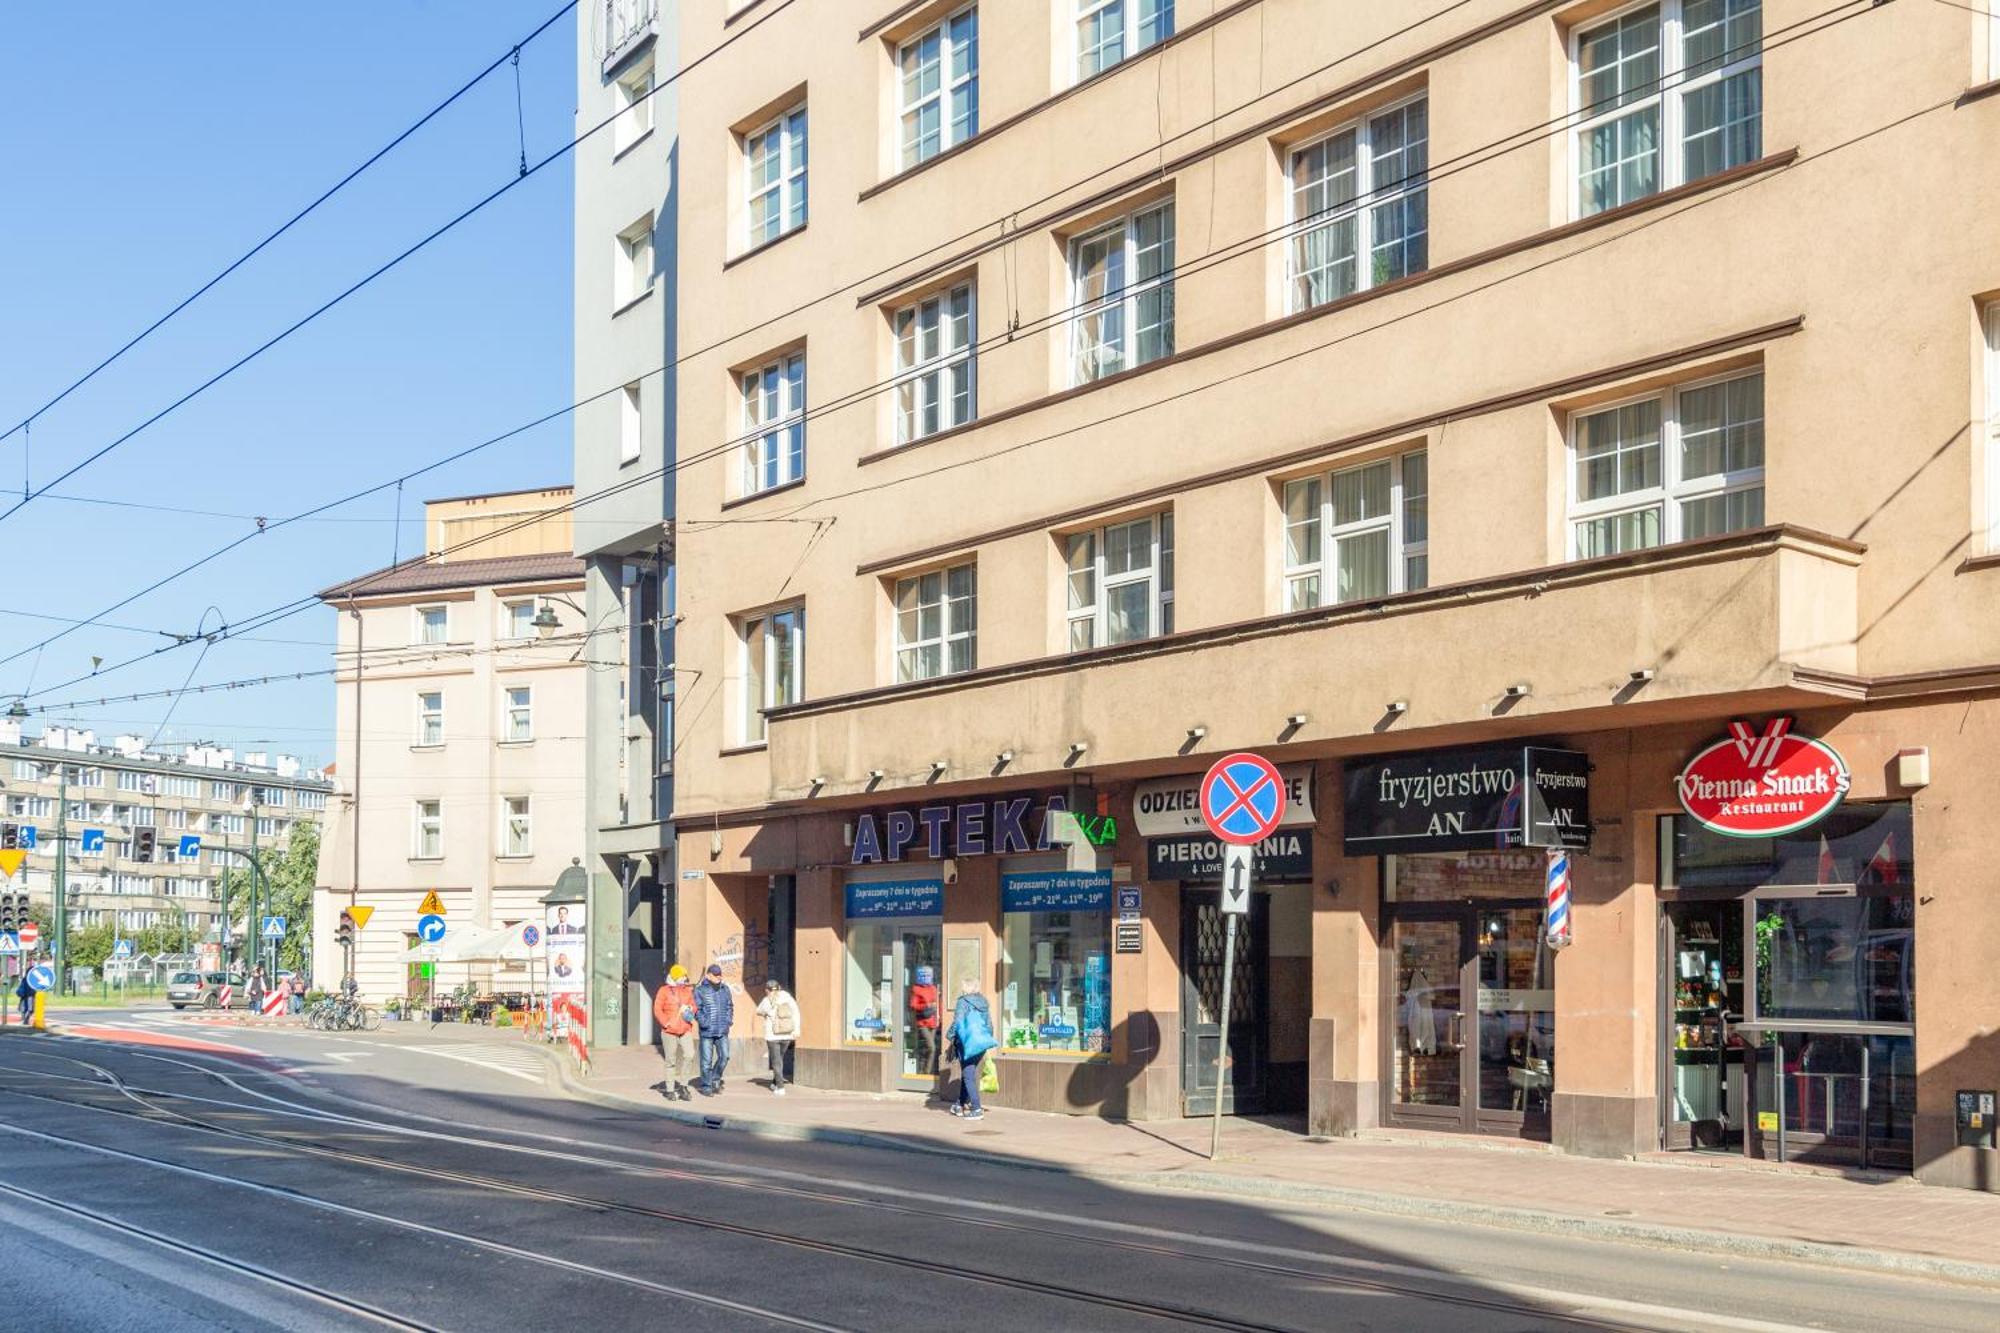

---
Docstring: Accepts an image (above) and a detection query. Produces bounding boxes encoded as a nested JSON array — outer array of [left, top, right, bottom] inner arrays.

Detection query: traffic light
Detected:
[[335, 911, 356, 949], [0, 893, 17, 932], [132, 827, 157, 862], [0, 822, 16, 851]]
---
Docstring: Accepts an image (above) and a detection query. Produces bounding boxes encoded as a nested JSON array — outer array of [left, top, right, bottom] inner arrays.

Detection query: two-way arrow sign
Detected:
[[1220, 843, 1253, 917]]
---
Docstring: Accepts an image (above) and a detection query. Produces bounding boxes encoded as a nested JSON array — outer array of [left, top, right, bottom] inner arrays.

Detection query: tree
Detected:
[[219, 822, 319, 976]]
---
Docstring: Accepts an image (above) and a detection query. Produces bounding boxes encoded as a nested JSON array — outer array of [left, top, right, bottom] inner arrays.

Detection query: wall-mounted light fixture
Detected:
[[1286, 713, 1309, 728], [1068, 741, 1090, 759], [929, 759, 948, 776], [1504, 683, 1532, 699], [1186, 726, 1207, 743], [867, 768, 884, 782], [1384, 700, 1408, 715], [1628, 668, 1656, 683], [995, 750, 1015, 766]]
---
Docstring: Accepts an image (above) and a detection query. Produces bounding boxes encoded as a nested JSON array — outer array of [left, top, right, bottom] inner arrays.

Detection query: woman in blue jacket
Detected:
[[949, 977, 997, 1120]]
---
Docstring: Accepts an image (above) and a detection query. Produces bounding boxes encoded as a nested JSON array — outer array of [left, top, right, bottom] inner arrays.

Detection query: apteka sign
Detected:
[[851, 793, 1074, 865], [1677, 718, 1850, 838]]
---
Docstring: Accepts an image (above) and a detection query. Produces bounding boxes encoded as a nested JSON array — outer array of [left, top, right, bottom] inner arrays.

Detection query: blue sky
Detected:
[[0, 2, 579, 766]]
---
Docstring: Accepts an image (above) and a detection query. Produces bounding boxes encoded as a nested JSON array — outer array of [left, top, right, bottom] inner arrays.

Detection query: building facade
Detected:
[[658, 0, 2000, 1191], [0, 720, 327, 945], [313, 488, 589, 1005], [572, 0, 679, 1046]]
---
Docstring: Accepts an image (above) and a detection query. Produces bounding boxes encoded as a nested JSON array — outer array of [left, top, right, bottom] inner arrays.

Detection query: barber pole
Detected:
[[1545, 848, 1574, 951], [260, 988, 287, 1017]]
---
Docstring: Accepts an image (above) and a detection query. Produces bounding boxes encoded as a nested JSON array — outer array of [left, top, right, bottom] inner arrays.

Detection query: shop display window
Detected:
[[1668, 802, 1911, 889], [1001, 911, 1111, 1055], [844, 921, 895, 1048], [1754, 893, 1913, 1026]]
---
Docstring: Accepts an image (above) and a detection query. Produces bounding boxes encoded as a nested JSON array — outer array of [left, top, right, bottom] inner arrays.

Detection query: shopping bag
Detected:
[[979, 1055, 1000, 1095]]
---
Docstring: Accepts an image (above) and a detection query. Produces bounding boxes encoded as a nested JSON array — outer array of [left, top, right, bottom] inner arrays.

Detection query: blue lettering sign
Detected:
[[844, 878, 945, 920], [956, 802, 986, 856], [885, 810, 918, 862], [1000, 870, 1112, 913], [993, 798, 1032, 855], [848, 793, 1070, 865], [921, 806, 951, 859], [852, 815, 882, 863]]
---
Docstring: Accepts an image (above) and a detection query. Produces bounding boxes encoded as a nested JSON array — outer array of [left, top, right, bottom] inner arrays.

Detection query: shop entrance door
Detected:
[[1180, 889, 1269, 1116], [1386, 905, 1554, 1137], [895, 925, 943, 1088]]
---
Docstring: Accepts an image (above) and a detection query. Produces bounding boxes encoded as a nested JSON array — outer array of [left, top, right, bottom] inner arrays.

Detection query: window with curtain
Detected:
[[1065, 512, 1173, 650], [1569, 371, 1765, 558], [741, 351, 805, 495], [1288, 96, 1429, 311], [899, 7, 978, 167], [1573, 0, 1762, 218], [1070, 202, 1175, 384], [894, 564, 977, 682], [893, 284, 976, 443], [1282, 450, 1428, 611], [745, 105, 808, 246]]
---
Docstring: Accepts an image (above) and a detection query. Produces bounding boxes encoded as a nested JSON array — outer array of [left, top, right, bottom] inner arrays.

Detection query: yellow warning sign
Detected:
[[0, 849, 25, 878], [346, 905, 376, 930], [418, 890, 445, 916]]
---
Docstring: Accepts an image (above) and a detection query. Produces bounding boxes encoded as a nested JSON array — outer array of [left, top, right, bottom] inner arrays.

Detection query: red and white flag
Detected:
[[1816, 834, 1837, 884], [1865, 832, 1900, 885]]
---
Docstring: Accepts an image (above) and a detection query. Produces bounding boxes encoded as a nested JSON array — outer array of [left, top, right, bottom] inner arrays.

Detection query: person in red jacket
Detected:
[[908, 965, 941, 1089], [652, 964, 698, 1101]]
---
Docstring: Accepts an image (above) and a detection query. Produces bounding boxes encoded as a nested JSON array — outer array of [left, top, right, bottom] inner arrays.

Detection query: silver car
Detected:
[[166, 970, 246, 1009]]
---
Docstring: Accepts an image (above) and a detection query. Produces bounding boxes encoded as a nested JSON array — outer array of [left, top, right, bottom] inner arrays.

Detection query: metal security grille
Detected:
[[1192, 903, 1257, 1025]]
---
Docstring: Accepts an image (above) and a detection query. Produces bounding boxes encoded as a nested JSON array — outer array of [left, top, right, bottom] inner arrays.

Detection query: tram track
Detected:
[[0, 1041, 1692, 1332]]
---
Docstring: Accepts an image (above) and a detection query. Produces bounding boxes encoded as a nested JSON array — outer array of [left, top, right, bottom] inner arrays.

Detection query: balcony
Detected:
[[601, 0, 658, 73], [766, 526, 1864, 800]]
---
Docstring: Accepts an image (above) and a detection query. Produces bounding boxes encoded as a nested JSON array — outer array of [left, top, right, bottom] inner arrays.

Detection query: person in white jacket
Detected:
[[755, 979, 801, 1095]]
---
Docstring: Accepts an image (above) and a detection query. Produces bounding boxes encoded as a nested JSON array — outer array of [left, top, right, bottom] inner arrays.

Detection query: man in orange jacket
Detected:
[[652, 964, 699, 1101]]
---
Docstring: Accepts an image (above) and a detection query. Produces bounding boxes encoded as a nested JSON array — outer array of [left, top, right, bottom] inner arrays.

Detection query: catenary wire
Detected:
[[0, 1, 579, 450], [8, 0, 1903, 706], [0, 0, 801, 529]]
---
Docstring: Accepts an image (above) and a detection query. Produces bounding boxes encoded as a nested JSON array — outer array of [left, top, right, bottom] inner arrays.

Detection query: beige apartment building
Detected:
[[0, 721, 327, 945], [652, 0, 2000, 1190], [313, 488, 588, 1004]]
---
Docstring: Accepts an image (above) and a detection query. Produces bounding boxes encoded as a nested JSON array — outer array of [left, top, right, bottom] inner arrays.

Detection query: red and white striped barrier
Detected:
[[553, 994, 590, 1074], [260, 988, 287, 1017], [217, 985, 234, 1010]]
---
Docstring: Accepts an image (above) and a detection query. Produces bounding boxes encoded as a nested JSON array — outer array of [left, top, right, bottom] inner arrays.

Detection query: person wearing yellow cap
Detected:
[[651, 964, 699, 1101]]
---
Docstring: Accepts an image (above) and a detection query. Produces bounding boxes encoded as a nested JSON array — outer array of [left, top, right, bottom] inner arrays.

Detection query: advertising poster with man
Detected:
[[545, 901, 587, 997]]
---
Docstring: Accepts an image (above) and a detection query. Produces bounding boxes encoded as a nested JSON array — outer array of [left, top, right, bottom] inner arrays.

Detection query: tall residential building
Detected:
[[313, 488, 588, 1004], [0, 720, 328, 942], [658, 1, 2000, 1192], [572, 0, 680, 1046]]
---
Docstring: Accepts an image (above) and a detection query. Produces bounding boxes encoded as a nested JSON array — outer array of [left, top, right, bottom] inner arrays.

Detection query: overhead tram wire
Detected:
[[0, 0, 802, 530], [7, 0, 1898, 698], [0, 0, 1742, 663], [0, 0, 579, 451]]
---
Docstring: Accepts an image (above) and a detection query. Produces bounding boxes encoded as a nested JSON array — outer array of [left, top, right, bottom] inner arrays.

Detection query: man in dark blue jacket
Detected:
[[694, 963, 735, 1095]]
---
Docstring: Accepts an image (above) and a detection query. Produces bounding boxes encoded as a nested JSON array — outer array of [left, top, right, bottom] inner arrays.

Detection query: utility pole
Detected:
[[53, 761, 67, 990], [246, 792, 261, 975], [219, 831, 231, 970], [346, 598, 363, 988]]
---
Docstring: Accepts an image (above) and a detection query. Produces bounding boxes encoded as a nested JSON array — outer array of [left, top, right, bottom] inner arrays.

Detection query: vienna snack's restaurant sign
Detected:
[[1678, 718, 1849, 837], [1342, 744, 1591, 856], [851, 792, 1074, 865]]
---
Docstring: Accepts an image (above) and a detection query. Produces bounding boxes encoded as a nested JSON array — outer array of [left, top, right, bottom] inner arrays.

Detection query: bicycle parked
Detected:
[[304, 979, 380, 1032]]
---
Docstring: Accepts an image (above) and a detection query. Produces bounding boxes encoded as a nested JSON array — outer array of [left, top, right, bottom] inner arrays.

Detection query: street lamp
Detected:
[[531, 601, 562, 637]]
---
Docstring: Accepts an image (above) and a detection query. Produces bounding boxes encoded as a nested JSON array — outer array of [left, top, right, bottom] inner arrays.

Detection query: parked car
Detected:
[[166, 970, 247, 1009]]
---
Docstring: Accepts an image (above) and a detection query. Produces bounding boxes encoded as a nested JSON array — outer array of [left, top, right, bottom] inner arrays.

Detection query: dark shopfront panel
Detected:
[[1660, 801, 1916, 1170]]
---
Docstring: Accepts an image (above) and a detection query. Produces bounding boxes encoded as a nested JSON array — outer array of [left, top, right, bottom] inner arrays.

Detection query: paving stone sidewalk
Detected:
[[553, 1039, 2000, 1283]]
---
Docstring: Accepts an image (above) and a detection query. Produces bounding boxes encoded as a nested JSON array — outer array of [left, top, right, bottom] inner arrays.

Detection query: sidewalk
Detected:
[[554, 1040, 2000, 1286]]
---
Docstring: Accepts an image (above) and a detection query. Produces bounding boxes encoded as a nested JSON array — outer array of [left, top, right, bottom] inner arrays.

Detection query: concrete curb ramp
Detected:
[[525, 1043, 2000, 1291]]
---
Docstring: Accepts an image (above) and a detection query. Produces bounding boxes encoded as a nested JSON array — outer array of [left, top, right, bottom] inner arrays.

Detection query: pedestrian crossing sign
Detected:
[[418, 890, 445, 915]]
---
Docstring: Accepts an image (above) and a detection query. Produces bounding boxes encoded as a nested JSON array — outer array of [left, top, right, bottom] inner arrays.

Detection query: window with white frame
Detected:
[[417, 606, 447, 645], [502, 599, 536, 640], [1288, 97, 1429, 311], [741, 351, 806, 494], [414, 800, 443, 859], [745, 105, 808, 247], [614, 212, 655, 307], [1070, 202, 1175, 384], [1986, 303, 2000, 548], [505, 686, 534, 742], [162, 775, 199, 798], [1568, 370, 1765, 558], [614, 54, 655, 155], [739, 605, 805, 743], [211, 780, 242, 802], [900, 8, 979, 167], [618, 381, 644, 465], [1065, 513, 1174, 650], [894, 564, 977, 682], [417, 691, 444, 747], [1282, 452, 1429, 611], [1076, 0, 1173, 80], [300, 789, 327, 811], [209, 813, 245, 836], [894, 283, 976, 443], [1573, 0, 1762, 218], [502, 796, 532, 857]]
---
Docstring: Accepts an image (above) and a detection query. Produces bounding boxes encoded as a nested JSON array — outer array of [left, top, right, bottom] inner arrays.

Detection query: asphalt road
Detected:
[[2, 1010, 1997, 1332]]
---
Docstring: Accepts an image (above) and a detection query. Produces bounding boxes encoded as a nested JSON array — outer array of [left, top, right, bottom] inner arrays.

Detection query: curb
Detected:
[[535, 1050, 2000, 1290]]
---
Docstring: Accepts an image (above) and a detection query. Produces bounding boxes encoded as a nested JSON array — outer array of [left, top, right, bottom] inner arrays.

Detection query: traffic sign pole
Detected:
[[1196, 754, 1286, 1163]]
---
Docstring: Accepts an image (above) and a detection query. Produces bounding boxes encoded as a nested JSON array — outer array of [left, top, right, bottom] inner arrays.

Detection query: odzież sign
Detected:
[[1133, 764, 1315, 837], [1342, 744, 1591, 856], [1678, 718, 1849, 838]]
